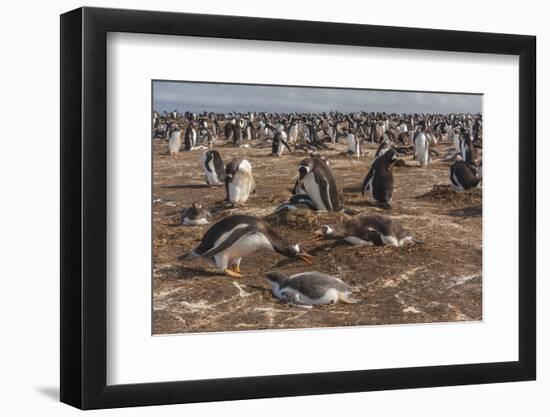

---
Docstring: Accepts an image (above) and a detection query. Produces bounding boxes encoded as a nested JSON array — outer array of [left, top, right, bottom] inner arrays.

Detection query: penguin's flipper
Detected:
[[315, 173, 333, 212], [361, 168, 374, 195], [199, 226, 256, 258]]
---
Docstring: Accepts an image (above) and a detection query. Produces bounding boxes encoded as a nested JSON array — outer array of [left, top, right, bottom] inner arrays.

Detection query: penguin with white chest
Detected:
[[168, 125, 182, 156], [180, 202, 212, 226], [414, 131, 429, 167], [183, 215, 314, 278], [225, 158, 255, 205], [314, 214, 418, 247], [297, 157, 341, 211], [361, 148, 398, 209], [201, 150, 225, 186], [265, 271, 359, 307], [183, 122, 197, 151], [272, 128, 292, 156]]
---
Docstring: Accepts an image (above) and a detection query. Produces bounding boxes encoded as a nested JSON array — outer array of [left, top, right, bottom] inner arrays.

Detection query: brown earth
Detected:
[[152, 137, 482, 334]]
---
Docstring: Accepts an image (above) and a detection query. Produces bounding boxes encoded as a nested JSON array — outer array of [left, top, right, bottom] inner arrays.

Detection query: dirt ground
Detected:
[[152, 135, 482, 334]]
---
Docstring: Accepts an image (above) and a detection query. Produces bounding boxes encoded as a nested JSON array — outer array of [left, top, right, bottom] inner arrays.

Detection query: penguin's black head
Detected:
[[265, 271, 288, 286], [385, 149, 398, 165], [313, 225, 336, 241], [273, 242, 314, 264]]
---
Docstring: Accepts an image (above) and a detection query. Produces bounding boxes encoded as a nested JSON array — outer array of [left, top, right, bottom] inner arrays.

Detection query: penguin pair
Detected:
[[225, 158, 255, 205], [265, 271, 359, 307], [180, 202, 212, 226], [201, 150, 225, 186], [183, 214, 314, 278], [362, 148, 398, 209], [297, 156, 341, 211], [314, 214, 418, 247]]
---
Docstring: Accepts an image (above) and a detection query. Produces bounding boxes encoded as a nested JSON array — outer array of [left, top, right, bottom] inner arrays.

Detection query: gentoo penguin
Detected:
[[414, 131, 429, 167], [201, 150, 225, 186], [180, 202, 212, 226], [287, 120, 299, 144], [225, 158, 255, 205], [183, 122, 197, 151], [297, 157, 341, 211], [168, 125, 182, 156], [224, 120, 234, 141], [361, 148, 398, 209], [233, 119, 244, 146], [374, 138, 392, 158], [272, 129, 292, 156], [314, 214, 417, 247], [460, 131, 475, 164], [345, 128, 361, 157], [183, 215, 314, 278], [265, 271, 359, 307], [273, 194, 317, 213], [450, 158, 482, 191]]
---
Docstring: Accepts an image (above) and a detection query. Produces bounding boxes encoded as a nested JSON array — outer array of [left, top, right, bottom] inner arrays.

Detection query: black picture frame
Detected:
[[60, 6, 536, 410]]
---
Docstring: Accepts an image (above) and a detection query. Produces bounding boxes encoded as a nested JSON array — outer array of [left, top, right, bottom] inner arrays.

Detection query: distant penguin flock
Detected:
[[154, 109, 482, 307]]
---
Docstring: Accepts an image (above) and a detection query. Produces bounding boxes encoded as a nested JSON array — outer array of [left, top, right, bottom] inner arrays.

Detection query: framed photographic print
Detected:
[[60, 6, 536, 410]]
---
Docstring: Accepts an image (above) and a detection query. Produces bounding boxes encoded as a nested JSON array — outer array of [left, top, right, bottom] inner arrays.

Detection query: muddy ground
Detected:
[[152, 136, 482, 334]]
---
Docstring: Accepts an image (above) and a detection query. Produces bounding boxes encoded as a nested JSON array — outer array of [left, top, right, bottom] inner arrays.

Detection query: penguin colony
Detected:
[[154, 110, 482, 309]]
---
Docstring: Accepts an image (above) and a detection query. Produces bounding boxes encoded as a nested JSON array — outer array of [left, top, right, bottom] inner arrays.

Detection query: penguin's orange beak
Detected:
[[312, 230, 324, 241], [298, 252, 314, 264]]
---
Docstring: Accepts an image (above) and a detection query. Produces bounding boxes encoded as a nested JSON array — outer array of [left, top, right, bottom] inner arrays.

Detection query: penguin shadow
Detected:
[[161, 184, 209, 190], [342, 185, 362, 193], [174, 265, 223, 279], [447, 206, 482, 218]]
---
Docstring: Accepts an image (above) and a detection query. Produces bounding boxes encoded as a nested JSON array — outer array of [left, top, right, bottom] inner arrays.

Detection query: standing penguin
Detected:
[[287, 120, 299, 144], [201, 150, 225, 186], [345, 128, 361, 157], [265, 271, 359, 307], [460, 131, 475, 164], [297, 157, 341, 211], [361, 148, 398, 209], [183, 122, 197, 151], [272, 129, 292, 156], [450, 158, 482, 191], [414, 131, 429, 167], [224, 119, 235, 141], [233, 119, 244, 146], [182, 215, 313, 278], [225, 158, 255, 205], [168, 125, 182, 156]]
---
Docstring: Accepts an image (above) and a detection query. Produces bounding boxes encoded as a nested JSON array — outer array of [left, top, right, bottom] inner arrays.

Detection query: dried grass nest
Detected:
[[417, 184, 482, 206], [265, 207, 353, 230]]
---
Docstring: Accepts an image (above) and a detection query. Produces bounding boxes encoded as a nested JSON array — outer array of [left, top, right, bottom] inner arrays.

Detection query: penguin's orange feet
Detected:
[[224, 268, 242, 279], [231, 264, 241, 274]]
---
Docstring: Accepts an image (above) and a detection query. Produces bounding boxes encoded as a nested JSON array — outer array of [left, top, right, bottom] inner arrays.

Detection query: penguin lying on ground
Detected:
[[450, 157, 482, 191], [265, 271, 359, 307], [180, 202, 212, 226], [202, 150, 225, 186], [182, 215, 314, 278], [273, 194, 317, 213], [314, 214, 419, 246], [361, 149, 398, 209], [225, 158, 255, 205]]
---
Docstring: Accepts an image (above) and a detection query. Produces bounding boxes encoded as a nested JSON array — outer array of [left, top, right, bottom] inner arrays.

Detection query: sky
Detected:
[[153, 81, 482, 114]]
